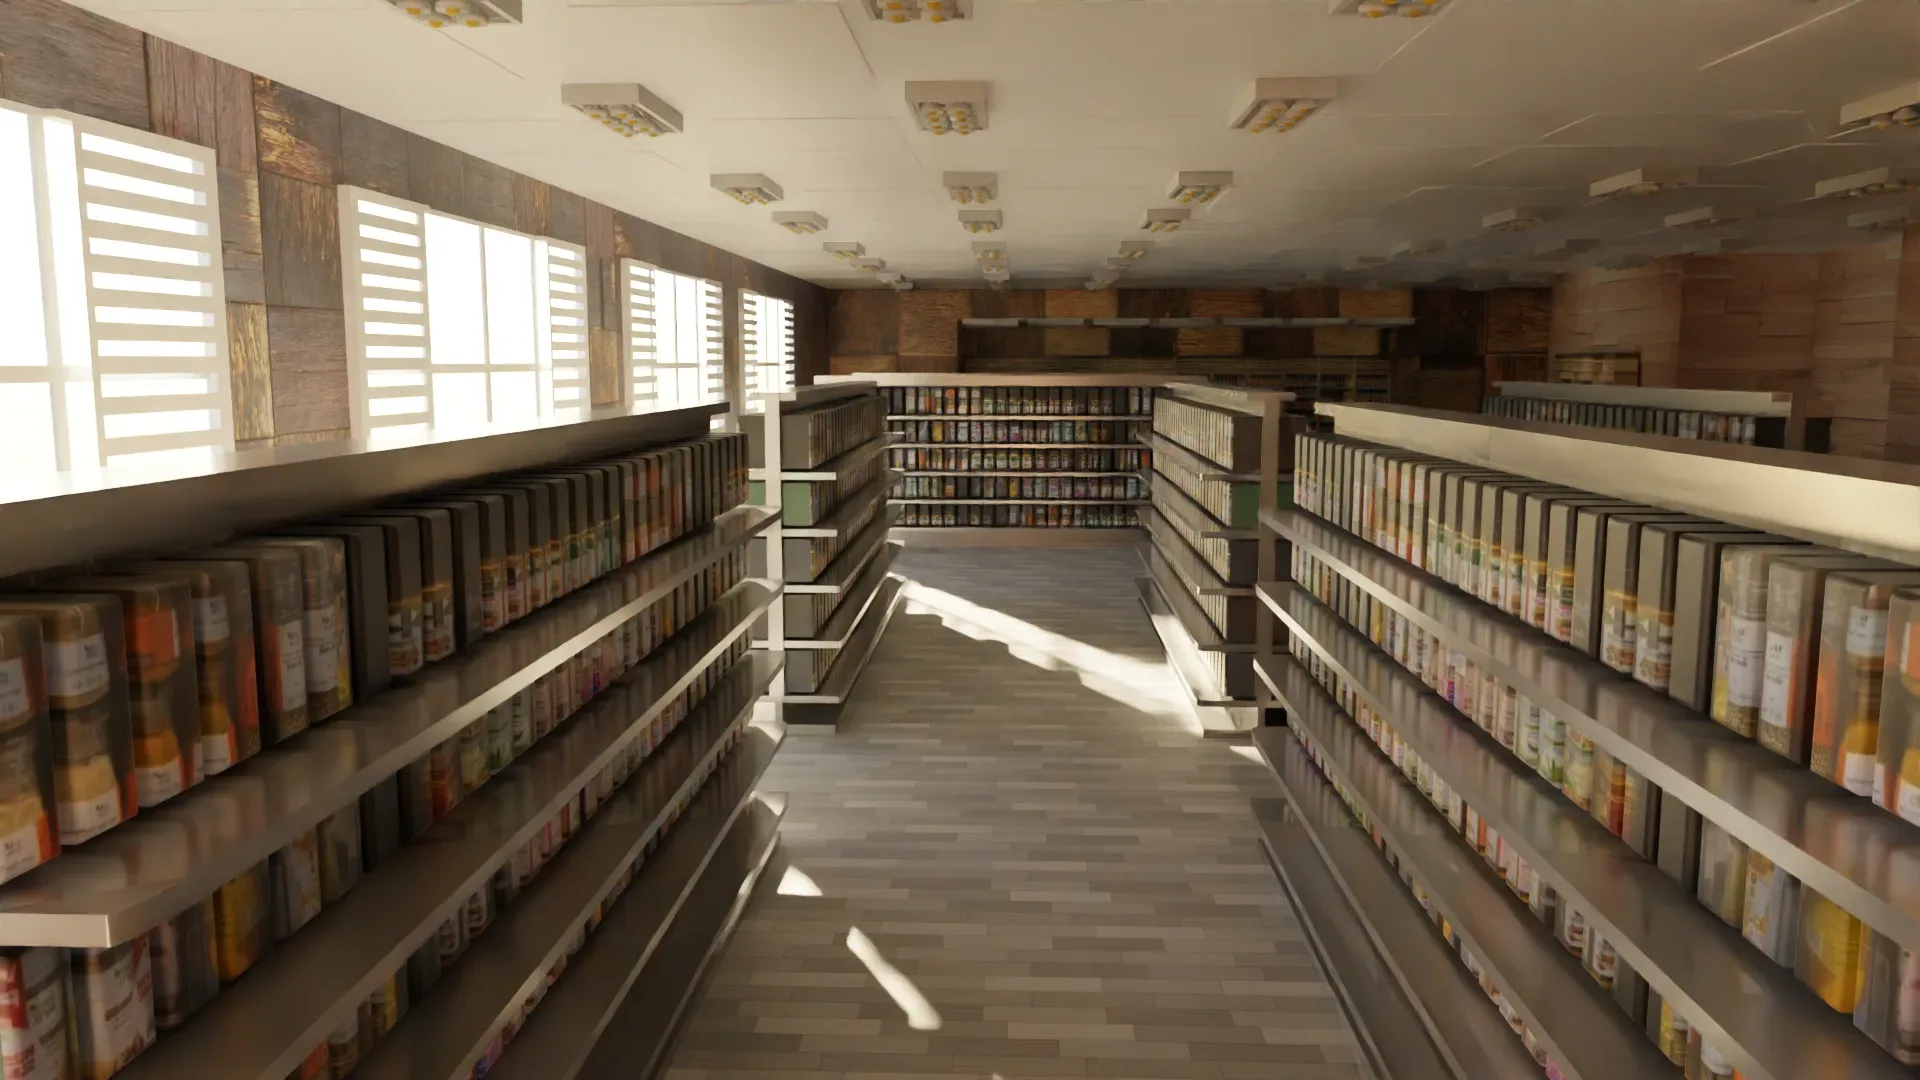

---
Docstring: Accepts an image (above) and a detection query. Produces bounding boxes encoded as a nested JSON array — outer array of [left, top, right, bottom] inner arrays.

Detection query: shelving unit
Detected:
[[751, 381, 901, 726], [1139, 383, 1290, 735], [1254, 400, 1920, 1080], [1484, 381, 1796, 449], [0, 404, 786, 1080]]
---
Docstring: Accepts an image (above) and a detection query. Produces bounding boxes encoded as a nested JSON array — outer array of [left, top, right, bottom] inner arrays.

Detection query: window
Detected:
[[339, 185, 587, 439], [741, 290, 795, 412], [0, 98, 233, 471], [620, 259, 723, 412]]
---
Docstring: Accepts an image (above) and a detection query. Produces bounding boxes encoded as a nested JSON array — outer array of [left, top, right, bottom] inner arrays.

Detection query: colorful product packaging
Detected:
[[1810, 570, 1920, 796], [212, 860, 270, 981], [257, 538, 354, 722], [124, 561, 260, 775], [188, 546, 310, 745], [149, 897, 218, 1030], [0, 947, 70, 1080], [0, 617, 58, 886], [1877, 589, 1920, 823], [1796, 887, 1866, 1013], [69, 937, 154, 1080], [1757, 556, 1891, 764]]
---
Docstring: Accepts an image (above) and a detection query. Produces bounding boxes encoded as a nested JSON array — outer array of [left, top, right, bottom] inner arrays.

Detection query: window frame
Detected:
[[740, 289, 795, 412], [620, 259, 725, 413]]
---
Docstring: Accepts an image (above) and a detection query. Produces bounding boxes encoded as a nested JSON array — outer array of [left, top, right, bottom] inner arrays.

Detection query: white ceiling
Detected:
[[78, 0, 1920, 287]]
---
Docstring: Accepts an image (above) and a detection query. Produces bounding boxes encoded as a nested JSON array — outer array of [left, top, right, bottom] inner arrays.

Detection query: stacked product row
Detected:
[[1287, 429, 1920, 1071], [0, 432, 764, 1080], [896, 476, 1144, 502], [898, 504, 1135, 529], [888, 447, 1147, 474], [1482, 395, 1775, 446], [892, 419, 1137, 447], [885, 385, 1149, 417]]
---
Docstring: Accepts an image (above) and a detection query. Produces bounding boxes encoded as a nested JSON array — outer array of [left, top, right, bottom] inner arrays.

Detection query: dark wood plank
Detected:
[[266, 305, 349, 435], [548, 188, 586, 245], [0, 0, 148, 130], [463, 153, 513, 228], [218, 166, 264, 304], [829, 289, 898, 358], [589, 328, 620, 406], [260, 172, 343, 309], [615, 212, 658, 261], [144, 37, 215, 149], [584, 200, 615, 260], [586, 256, 609, 331], [211, 58, 255, 172], [272, 428, 350, 448], [512, 174, 549, 236], [407, 134, 465, 216], [226, 301, 272, 442], [341, 109, 411, 199], [253, 76, 340, 184]]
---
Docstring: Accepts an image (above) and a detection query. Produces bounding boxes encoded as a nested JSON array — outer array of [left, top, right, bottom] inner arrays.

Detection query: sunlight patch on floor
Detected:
[[846, 927, 943, 1031], [777, 865, 823, 897]]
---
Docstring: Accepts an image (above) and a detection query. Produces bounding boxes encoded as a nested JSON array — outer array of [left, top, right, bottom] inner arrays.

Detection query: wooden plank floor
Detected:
[[663, 545, 1367, 1080]]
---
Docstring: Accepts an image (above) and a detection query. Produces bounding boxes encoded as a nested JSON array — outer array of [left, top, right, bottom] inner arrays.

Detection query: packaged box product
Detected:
[[359, 773, 403, 874], [405, 502, 484, 648], [335, 514, 429, 674], [1757, 556, 1893, 764], [1669, 537, 1806, 712], [271, 524, 392, 702], [1712, 546, 1817, 740], [149, 897, 217, 1030], [1522, 494, 1609, 632], [183, 546, 309, 745], [1695, 821, 1748, 927], [70, 937, 154, 1079], [473, 483, 548, 614], [1597, 515, 1710, 674], [0, 946, 69, 1080], [1571, 504, 1674, 656], [288, 1042, 327, 1080], [0, 597, 137, 846], [50, 576, 203, 808], [270, 829, 324, 941], [0, 617, 58, 886], [1810, 570, 1920, 796], [212, 860, 270, 981], [1879, 589, 1920, 822], [1545, 500, 1635, 643], [1797, 887, 1866, 1012], [1633, 524, 1773, 695], [123, 561, 260, 775], [1854, 930, 1920, 1063], [443, 491, 516, 629], [326, 1006, 362, 1078], [317, 803, 363, 905], [1741, 850, 1800, 964], [375, 508, 455, 662]]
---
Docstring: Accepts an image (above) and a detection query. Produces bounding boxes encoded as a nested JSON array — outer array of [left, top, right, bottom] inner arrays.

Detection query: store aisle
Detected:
[[662, 545, 1366, 1080]]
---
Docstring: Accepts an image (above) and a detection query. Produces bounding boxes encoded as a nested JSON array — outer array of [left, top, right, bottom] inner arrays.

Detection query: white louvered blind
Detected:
[[621, 257, 657, 408], [625, 263, 723, 412], [340, 185, 589, 437], [0, 99, 232, 471], [741, 290, 795, 412]]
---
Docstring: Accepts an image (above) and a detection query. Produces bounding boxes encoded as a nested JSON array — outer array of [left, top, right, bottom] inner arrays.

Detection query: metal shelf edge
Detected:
[[774, 575, 904, 708]]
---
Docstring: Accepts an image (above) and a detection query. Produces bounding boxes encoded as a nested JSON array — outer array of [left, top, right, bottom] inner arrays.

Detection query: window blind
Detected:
[[741, 290, 795, 412], [623, 261, 724, 412]]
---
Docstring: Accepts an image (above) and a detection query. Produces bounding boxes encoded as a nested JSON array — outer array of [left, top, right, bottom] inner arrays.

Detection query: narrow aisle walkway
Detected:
[[665, 546, 1366, 1080]]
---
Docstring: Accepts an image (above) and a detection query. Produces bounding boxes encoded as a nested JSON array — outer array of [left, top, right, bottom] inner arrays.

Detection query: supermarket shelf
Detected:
[[896, 471, 1139, 479], [1266, 506, 1920, 960], [0, 504, 779, 950], [749, 431, 894, 484], [780, 472, 893, 539], [780, 541, 899, 650], [892, 498, 1148, 506], [1140, 431, 1256, 483], [1143, 506, 1253, 596], [1262, 581, 1912, 1080], [1136, 576, 1256, 734], [1150, 466, 1259, 539], [353, 655, 783, 1080], [1144, 546, 1242, 653], [112, 582, 780, 1080], [820, 373, 1168, 388], [886, 414, 1151, 422], [891, 442, 1136, 450], [891, 526, 1145, 549], [776, 575, 904, 719], [1253, 657, 1672, 1080], [1492, 381, 1793, 416], [951, 316, 1415, 330], [784, 511, 892, 595], [489, 744, 785, 1080]]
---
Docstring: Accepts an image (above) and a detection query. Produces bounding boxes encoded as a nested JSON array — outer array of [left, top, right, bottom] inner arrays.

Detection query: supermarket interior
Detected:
[[4, 1, 1920, 1079]]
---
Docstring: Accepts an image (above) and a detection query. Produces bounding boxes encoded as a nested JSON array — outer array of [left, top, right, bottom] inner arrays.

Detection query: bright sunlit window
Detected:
[[0, 97, 233, 472], [622, 258, 723, 412], [741, 289, 795, 412], [340, 185, 587, 438]]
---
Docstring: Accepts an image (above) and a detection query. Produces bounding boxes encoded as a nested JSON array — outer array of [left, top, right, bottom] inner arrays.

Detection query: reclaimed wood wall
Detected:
[[0, 0, 830, 448]]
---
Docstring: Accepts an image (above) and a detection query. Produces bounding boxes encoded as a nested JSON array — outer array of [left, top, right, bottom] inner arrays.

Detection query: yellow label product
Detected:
[[1742, 851, 1801, 964], [0, 617, 58, 887], [1797, 888, 1866, 1013], [213, 861, 270, 981]]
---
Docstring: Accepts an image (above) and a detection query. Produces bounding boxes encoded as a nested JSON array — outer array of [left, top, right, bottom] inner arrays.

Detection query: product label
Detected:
[[1845, 751, 1877, 797], [0, 818, 49, 882], [74, 942, 151, 1071], [1725, 614, 1767, 708], [277, 620, 307, 711], [192, 596, 229, 645], [135, 761, 184, 807], [45, 633, 109, 700], [1849, 606, 1890, 658], [200, 732, 234, 776], [304, 607, 340, 694], [0, 658, 27, 721], [480, 564, 502, 631], [58, 788, 123, 844], [0, 952, 67, 1080], [1759, 629, 1795, 730], [1898, 778, 1920, 825]]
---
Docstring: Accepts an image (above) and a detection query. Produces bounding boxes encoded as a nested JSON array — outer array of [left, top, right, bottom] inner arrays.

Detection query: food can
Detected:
[[125, 561, 260, 774], [188, 546, 309, 745], [0, 947, 70, 1080], [257, 538, 354, 722], [69, 937, 154, 1080]]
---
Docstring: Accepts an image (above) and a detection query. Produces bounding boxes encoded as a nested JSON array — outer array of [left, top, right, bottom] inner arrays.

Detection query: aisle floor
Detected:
[[663, 545, 1367, 1080]]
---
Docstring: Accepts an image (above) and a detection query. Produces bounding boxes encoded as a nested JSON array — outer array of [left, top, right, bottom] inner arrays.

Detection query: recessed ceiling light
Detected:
[[711, 173, 782, 205], [891, 280, 915, 291], [973, 242, 1008, 268], [866, 0, 968, 22], [1813, 166, 1920, 199], [560, 83, 683, 138], [907, 81, 988, 135], [944, 172, 996, 204], [1663, 205, 1755, 230], [1105, 257, 1134, 271], [1849, 206, 1919, 230], [853, 257, 886, 273], [1167, 172, 1231, 206], [1535, 238, 1599, 257], [1231, 77, 1338, 134], [1086, 277, 1116, 290], [876, 271, 903, 283], [1841, 81, 1920, 133], [772, 211, 827, 234], [1332, 0, 1451, 18], [1141, 209, 1190, 234], [395, 0, 519, 27], [1590, 167, 1696, 199], [983, 267, 1011, 282], [1117, 240, 1155, 259], [1483, 207, 1548, 232], [959, 208, 1002, 234], [823, 242, 866, 262], [1390, 238, 1444, 258]]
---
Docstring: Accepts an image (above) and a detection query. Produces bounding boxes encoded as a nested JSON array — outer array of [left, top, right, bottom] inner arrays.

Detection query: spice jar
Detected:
[[56, 577, 202, 808], [0, 617, 57, 886], [0, 598, 136, 846], [132, 560, 261, 773]]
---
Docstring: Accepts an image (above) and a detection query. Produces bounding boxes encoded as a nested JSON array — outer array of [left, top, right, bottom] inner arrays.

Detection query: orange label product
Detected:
[[213, 861, 270, 982], [270, 830, 323, 941], [1810, 571, 1920, 794], [0, 617, 58, 887], [0, 947, 70, 1080], [57, 577, 203, 809], [69, 937, 155, 1080], [257, 538, 353, 722], [1879, 590, 1920, 821], [187, 547, 309, 746], [128, 561, 261, 775]]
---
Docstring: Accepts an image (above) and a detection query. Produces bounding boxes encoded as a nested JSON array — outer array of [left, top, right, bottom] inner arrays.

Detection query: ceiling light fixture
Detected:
[[983, 267, 1011, 283], [392, 0, 520, 28], [866, 0, 968, 21], [1390, 238, 1444, 258], [891, 280, 915, 291], [876, 271, 903, 283], [853, 257, 886, 273], [1535, 238, 1599, 258], [1813, 166, 1920, 199], [1849, 206, 1920, 230], [1231, 77, 1339, 134], [1482, 207, 1548, 232], [907, 82, 988, 135], [1590, 167, 1696, 200], [1141, 209, 1190, 234], [959, 208, 1002, 234], [824, 242, 866, 263], [1332, 0, 1451, 18], [772, 211, 827, 235], [1664, 205, 1755, 230], [560, 83, 683, 138], [1117, 240, 1154, 260], [943, 172, 996, 204], [1086, 277, 1116, 291], [711, 173, 783, 205], [1841, 81, 1920, 133], [1168, 171, 1232, 206], [1105, 257, 1134, 272]]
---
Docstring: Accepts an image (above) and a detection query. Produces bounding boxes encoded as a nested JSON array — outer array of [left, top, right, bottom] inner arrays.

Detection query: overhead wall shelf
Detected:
[[956, 316, 1415, 329]]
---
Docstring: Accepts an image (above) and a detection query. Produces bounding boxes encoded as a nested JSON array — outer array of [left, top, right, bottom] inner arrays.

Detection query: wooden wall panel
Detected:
[[899, 289, 969, 362], [1810, 242, 1898, 457], [829, 290, 898, 363], [1551, 261, 1684, 385], [217, 167, 263, 304], [512, 175, 549, 236], [1315, 326, 1380, 356], [145, 37, 215, 149], [341, 110, 411, 199], [589, 328, 620, 406], [227, 301, 272, 443], [547, 188, 586, 247], [407, 134, 465, 217], [463, 155, 514, 230], [1044, 289, 1113, 357], [1182, 289, 1261, 358], [260, 172, 342, 310], [1676, 254, 1816, 398], [1482, 288, 1549, 355], [253, 77, 339, 185], [266, 306, 348, 435], [1339, 288, 1413, 320], [1890, 225, 1920, 464], [966, 289, 1045, 359], [0, 0, 148, 130]]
